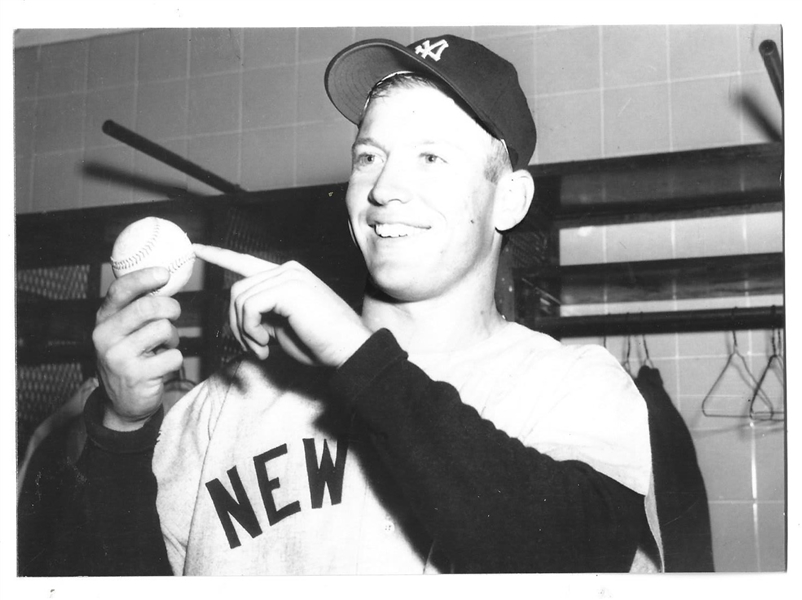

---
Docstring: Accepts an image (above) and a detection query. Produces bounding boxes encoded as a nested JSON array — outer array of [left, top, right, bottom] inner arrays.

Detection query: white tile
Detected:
[[674, 215, 748, 258], [605, 221, 674, 262], [744, 212, 783, 254], [559, 226, 605, 266]]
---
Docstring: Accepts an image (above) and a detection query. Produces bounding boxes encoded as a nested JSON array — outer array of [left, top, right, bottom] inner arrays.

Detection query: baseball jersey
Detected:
[[153, 322, 659, 574]]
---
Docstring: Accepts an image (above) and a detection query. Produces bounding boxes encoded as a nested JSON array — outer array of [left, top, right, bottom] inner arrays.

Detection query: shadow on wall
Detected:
[[734, 92, 781, 142], [82, 161, 208, 202]]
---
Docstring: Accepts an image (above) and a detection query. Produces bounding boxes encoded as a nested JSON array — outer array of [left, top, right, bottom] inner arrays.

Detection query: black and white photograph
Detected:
[[3, 2, 795, 598]]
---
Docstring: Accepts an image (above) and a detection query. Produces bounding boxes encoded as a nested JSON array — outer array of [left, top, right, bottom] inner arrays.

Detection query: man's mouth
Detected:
[[372, 223, 428, 238]]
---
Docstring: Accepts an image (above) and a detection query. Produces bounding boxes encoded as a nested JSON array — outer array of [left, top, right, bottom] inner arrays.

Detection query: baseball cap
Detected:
[[325, 34, 536, 171]]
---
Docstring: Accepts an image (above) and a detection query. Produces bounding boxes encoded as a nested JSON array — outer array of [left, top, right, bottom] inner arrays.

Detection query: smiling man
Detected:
[[19, 34, 662, 576]]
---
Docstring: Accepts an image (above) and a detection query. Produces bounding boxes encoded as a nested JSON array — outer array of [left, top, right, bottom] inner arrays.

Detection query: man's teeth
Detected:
[[374, 223, 420, 238]]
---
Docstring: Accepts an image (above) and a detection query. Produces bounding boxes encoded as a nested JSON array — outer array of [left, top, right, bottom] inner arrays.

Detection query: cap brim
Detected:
[[325, 38, 497, 139], [325, 39, 428, 124]]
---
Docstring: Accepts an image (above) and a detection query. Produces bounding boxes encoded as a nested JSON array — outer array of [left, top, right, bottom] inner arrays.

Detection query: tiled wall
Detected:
[[545, 24, 784, 573], [16, 25, 782, 212], [14, 25, 784, 572]]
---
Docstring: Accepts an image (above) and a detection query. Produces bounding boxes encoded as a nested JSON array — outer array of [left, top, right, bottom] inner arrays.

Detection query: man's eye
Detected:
[[355, 153, 377, 166]]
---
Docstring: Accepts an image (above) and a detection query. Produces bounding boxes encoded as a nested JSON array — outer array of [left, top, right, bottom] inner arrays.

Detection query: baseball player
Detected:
[[18, 34, 662, 575]]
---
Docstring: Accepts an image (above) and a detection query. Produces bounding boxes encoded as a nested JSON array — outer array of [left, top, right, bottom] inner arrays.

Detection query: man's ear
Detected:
[[494, 169, 535, 232]]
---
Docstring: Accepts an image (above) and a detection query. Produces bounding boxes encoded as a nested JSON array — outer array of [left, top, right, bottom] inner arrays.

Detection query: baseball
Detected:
[[111, 216, 196, 297]]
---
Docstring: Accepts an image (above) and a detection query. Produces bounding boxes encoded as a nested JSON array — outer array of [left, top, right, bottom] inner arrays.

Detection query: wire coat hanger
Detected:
[[641, 334, 656, 369], [701, 324, 764, 419], [749, 318, 785, 421], [622, 329, 634, 377], [640, 313, 656, 369]]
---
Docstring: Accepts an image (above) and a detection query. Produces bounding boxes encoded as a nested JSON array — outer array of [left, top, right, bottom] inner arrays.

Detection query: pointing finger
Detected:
[[193, 243, 277, 277]]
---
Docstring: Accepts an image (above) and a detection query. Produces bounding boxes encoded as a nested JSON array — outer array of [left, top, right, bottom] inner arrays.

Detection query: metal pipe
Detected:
[[102, 120, 244, 194], [530, 305, 784, 338], [759, 40, 783, 108]]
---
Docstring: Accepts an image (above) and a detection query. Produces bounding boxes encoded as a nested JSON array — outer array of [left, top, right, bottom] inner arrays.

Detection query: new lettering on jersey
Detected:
[[205, 436, 349, 550], [415, 39, 449, 61]]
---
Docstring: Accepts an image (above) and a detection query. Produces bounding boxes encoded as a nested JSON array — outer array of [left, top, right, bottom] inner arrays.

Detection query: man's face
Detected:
[[345, 84, 503, 303]]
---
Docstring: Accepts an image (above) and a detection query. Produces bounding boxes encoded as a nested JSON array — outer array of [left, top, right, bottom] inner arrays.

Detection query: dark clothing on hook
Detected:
[[634, 365, 715, 572]]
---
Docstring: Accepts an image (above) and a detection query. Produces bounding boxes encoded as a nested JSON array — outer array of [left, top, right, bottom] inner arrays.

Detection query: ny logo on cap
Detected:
[[415, 39, 449, 61]]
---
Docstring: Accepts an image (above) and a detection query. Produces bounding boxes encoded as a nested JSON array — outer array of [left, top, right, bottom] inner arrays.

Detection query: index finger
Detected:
[[193, 243, 278, 277]]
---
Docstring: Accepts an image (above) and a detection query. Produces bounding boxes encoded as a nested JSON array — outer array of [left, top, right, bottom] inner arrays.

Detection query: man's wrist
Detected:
[[334, 324, 374, 368], [83, 387, 165, 453], [95, 380, 160, 432]]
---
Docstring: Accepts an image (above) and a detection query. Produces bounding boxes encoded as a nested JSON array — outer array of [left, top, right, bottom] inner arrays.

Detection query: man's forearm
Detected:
[[331, 330, 644, 573]]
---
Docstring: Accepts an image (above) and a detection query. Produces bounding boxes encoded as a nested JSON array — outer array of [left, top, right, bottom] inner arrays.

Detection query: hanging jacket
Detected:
[[634, 364, 715, 572]]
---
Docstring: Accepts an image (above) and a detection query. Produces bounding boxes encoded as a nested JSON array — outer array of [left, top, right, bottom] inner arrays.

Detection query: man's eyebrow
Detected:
[[352, 136, 454, 149], [352, 136, 381, 149]]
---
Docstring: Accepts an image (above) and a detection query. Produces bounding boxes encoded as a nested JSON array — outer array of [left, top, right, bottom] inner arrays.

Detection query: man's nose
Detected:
[[368, 158, 410, 206]]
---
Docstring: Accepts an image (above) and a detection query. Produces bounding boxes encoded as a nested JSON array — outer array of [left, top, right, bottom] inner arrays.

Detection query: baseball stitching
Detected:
[[167, 251, 195, 274], [111, 218, 161, 272]]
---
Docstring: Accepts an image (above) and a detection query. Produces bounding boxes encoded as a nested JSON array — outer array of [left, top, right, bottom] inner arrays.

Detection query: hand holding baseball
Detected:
[[94, 217, 193, 431], [93, 268, 184, 430], [193, 244, 372, 367]]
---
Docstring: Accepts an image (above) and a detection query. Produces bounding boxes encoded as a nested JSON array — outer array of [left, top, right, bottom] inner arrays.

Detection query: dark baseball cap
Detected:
[[325, 34, 536, 171]]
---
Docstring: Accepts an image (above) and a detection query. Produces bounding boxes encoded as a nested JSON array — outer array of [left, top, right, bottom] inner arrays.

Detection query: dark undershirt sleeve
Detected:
[[17, 387, 172, 576], [330, 329, 644, 573]]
